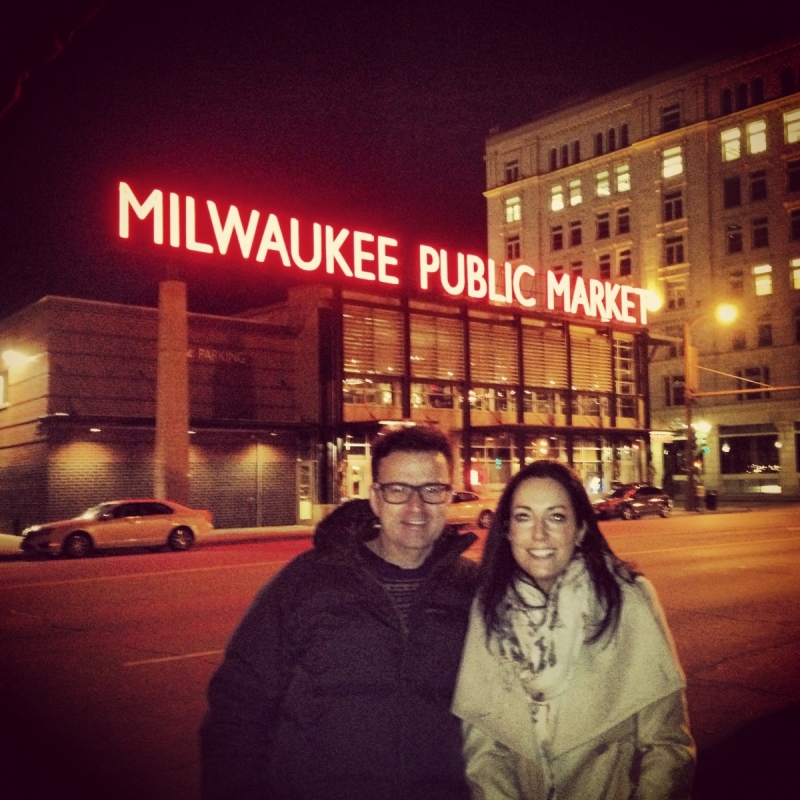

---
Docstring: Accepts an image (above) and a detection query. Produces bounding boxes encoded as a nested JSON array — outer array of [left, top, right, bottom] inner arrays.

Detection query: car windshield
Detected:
[[607, 486, 635, 499], [80, 502, 118, 520]]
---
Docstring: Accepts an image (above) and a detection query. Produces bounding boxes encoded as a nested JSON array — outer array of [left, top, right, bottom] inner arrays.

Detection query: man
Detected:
[[200, 426, 479, 800]]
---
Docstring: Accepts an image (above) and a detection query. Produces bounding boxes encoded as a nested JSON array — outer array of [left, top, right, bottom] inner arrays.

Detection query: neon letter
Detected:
[[353, 231, 376, 281], [378, 237, 399, 285], [620, 286, 637, 323], [604, 282, 623, 321], [325, 226, 352, 276], [118, 182, 163, 244], [290, 219, 322, 271], [255, 214, 291, 264], [208, 202, 260, 258], [466, 255, 487, 299], [588, 279, 606, 319], [419, 245, 439, 290], [186, 196, 213, 254], [488, 259, 510, 303], [441, 251, 466, 295], [570, 277, 591, 316], [169, 193, 180, 247], [512, 265, 536, 307], [547, 271, 571, 311]]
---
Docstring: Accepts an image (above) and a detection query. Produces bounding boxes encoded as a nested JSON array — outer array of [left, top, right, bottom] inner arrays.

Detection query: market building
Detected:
[[484, 34, 800, 500]]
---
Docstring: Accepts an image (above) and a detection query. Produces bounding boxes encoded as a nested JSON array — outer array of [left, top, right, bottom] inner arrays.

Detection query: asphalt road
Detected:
[[0, 507, 799, 799]]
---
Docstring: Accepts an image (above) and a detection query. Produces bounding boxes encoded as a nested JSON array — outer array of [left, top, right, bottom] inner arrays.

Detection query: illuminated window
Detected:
[[791, 210, 800, 241], [664, 235, 685, 266], [757, 323, 773, 347], [665, 279, 686, 310], [618, 249, 632, 276], [506, 234, 521, 260], [617, 206, 630, 235], [662, 146, 683, 178], [596, 212, 610, 239], [663, 190, 683, 221], [661, 104, 681, 132], [504, 160, 520, 183], [723, 176, 741, 208], [791, 258, 800, 289], [569, 179, 582, 206], [726, 224, 743, 254], [572, 140, 581, 163], [598, 253, 611, 280], [784, 109, 800, 144], [569, 220, 582, 247], [730, 270, 744, 296], [721, 128, 741, 161], [594, 132, 603, 157], [752, 217, 769, 249], [746, 120, 766, 154], [0, 370, 7, 407], [615, 163, 630, 192], [551, 225, 563, 251], [750, 170, 767, 201], [753, 264, 773, 296], [595, 170, 610, 197], [550, 185, 564, 211], [788, 160, 800, 193], [620, 124, 629, 148], [505, 196, 521, 223]]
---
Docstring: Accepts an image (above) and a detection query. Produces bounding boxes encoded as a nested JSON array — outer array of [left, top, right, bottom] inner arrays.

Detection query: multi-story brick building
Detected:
[[484, 35, 800, 500]]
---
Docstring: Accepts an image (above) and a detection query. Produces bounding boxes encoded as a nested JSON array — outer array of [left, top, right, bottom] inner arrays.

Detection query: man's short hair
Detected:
[[371, 426, 454, 482]]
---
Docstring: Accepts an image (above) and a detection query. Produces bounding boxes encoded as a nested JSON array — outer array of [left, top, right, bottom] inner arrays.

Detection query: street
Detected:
[[1, 507, 799, 799]]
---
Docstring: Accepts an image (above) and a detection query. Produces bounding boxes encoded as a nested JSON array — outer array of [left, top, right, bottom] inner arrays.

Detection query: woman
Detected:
[[452, 461, 694, 800]]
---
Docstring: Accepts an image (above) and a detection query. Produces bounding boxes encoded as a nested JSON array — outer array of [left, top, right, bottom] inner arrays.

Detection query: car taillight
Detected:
[[203, 510, 213, 525]]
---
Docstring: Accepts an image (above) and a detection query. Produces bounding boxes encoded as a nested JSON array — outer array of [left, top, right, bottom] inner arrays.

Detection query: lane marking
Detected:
[[0, 559, 288, 590], [620, 535, 800, 557], [124, 650, 224, 667]]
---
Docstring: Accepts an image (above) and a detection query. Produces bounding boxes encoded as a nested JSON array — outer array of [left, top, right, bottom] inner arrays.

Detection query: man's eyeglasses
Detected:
[[375, 483, 452, 505]]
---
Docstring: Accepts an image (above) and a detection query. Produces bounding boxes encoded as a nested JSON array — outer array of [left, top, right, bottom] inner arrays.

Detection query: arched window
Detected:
[[721, 88, 733, 115], [736, 83, 748, 111], [608, 128, 616, 152], [751, 77, 764, 105], [594, 132, 603, 157], [780, 67, 795, 96], [549, 148, 558, 171], [620, 124, 629, 148]]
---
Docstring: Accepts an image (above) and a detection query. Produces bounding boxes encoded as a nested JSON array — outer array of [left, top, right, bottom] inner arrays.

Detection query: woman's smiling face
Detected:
[[508, 476, 585, 594]]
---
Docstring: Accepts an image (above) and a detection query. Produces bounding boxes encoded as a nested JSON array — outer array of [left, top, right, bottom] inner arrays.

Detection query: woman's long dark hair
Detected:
[[479, 460, 638, 644]]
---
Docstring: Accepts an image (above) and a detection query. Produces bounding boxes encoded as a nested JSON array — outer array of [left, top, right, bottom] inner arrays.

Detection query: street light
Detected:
[[683, 304, 737, 511]]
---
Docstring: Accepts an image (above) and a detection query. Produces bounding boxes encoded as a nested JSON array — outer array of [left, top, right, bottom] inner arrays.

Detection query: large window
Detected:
[[551, 225, 564, 251], [596, 170, 610, 197], [784, 109, 800, 144], [551, 185, 564, 211], [664, 235, 685, 266], [569, 179, 583, 206], [792, 258, 800, 290], [791, 209, 800, 241], [618, 249, 631, 277], [343, 305, 404, 377], [0, 370, 7, 407], [665, 279, 686, 310], [614, 334, 638, 419], [470, 319, 518, 386], [720, 425, 779, 472], [569, 220, 582, 247], [598, 253, 611, 280], [663, 190, 683, 221], [506, 234, 520, 260], [723, 176, 742, 208], [522, 323, 567, 388], [746, 120, 767, 154], [721, 128, 741, 161], [788, 160, 800, 193], [662, 146, 683, 178], [410, 314, 465, 381], [752, 217, 769, 249], [596, 212, 610, 239], [750, 170, 767, 201], [661, 104, 681, 132], [615, 164, 630, 192], [617, 206, 630, 235], [504, 196, 521, 223], [663, 375, 685, 407], [736, 366, 771, 401], [504, 160, 520, 183], [726, 223, 743, 254], [753, 264, 773, 295]]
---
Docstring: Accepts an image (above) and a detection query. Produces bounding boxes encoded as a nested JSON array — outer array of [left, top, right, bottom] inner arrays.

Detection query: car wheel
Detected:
[[477, 509, 493, 529], [168, 527, 194, 551], [659, 504, 672, 518], [620, 505, 635, 521], [63, 532, 93, 558]]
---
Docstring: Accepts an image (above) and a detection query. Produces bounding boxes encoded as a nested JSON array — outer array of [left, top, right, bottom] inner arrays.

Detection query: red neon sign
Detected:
[[119, 182, 652, 325]]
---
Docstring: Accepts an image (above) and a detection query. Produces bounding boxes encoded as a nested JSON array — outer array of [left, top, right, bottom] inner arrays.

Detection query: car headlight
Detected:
[[23, 527, 53, 540]]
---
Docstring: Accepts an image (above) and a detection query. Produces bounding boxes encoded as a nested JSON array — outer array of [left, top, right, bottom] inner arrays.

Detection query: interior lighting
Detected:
[[89, 428, 101, 433], [2, 349, 33, 368]]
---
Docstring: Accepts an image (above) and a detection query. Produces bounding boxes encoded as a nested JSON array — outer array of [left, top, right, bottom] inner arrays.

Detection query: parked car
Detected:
[[592, 484, 673, 520], [447, 491, 495, 529], [21, 499, 213, 558]]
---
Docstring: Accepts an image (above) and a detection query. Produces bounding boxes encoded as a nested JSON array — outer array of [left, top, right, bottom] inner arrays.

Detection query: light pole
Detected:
[[682, 304, 737, 511]]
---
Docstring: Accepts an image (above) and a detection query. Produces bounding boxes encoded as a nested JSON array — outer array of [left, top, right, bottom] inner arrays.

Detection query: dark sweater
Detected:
[[200, 500, 479, 800]]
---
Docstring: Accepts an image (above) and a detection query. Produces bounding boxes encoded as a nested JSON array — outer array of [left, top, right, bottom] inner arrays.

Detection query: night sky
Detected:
[[2, 0, 798, 320]]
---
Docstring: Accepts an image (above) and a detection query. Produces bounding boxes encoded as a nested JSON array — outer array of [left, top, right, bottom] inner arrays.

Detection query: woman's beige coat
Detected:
[[452, 577, 695, 800]]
